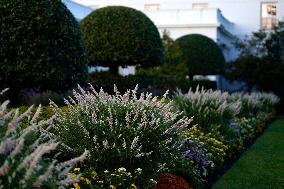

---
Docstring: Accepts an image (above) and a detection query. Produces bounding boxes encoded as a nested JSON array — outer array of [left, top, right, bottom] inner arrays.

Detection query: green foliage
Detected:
[[80, 6, 163, 72], [136, 63, 191, 96], [162, 30, 181, 64], [235, 22, 284, 62], [226, 56, 261, 91], [0, 0, 88, 98], [49, 85, 191, 182], [16, 105, 55, 121], [175, 34, 226, 77]]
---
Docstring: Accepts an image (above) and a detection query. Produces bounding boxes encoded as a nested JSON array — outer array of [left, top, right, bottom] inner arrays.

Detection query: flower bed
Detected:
[[0, 86, 279, 188]]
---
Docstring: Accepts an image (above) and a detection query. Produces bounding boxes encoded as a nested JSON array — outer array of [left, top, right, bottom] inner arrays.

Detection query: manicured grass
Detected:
[[212, 117, 284, 189]]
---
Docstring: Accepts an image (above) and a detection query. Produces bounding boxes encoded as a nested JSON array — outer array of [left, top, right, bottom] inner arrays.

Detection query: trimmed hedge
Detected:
[[80, 6, 164, 71], [175, 34, 225, 77], [0, 0, 88, 96]]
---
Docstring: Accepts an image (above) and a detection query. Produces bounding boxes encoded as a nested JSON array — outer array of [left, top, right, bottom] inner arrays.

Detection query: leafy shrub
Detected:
[[49, 85, 192, 182], [0, 91, 89, 188], [136, 63, 190, 96], [174, 87, 241, 132], [175, 34, 225, 78], [80, 6, 163, 73], [161, 30, 181, 65], [0, 0, 88, 98]]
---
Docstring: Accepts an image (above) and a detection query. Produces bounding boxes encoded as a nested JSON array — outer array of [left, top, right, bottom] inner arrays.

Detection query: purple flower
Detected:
[[182, 139, 209, 169]]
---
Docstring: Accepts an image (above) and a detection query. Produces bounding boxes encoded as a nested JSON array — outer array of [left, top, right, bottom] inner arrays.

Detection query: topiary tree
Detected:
[[175, 34, 226, 79], [80, 6, 164, 74], [0, 0, 88, 100]]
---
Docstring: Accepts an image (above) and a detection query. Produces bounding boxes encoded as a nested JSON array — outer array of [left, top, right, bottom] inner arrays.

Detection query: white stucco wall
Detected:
[[73, 0, 284, 37], [161, 27, 217, 40]]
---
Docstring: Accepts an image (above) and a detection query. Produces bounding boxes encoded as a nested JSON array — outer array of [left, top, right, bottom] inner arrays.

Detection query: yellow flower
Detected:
[[68, 172, 77, 179], [92, 171, 97, 177], [85, 178, 91, 184], [74, 168, 80, 172], [74, 183, 80, 189], [130, 183, 137, 189], [110, 185, 116, 189]]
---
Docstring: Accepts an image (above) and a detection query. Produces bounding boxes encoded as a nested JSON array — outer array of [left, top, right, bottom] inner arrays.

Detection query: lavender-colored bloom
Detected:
[[182, 139, 209, 170], [0, 94, 89, 188]]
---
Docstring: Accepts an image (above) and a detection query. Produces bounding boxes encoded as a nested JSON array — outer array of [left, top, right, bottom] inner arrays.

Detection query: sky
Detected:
[[73, 0, 94, 6]]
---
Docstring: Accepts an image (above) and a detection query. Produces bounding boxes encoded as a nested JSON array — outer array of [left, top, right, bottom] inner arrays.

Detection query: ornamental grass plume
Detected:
[[0, 89, 89, 189], [230, 92, 280, 117], [174, 86, 241, 132], [48, 84, 193, 179]]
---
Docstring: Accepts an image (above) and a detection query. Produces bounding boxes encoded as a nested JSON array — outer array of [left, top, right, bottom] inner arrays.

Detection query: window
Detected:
[[192, 3, 209, 9], [261, 2, 277, 30], [144, 4, 160, 11]]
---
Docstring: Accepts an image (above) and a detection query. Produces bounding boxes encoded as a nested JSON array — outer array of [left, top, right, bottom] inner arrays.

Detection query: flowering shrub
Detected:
[[174, 87, 241, 132], [0, 89, 89, 188], [48, 85, 192, 180], [70, 167, 157, 189]]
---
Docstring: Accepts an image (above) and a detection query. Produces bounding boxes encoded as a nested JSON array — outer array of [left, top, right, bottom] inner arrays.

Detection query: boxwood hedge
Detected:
[[175, 34, 226, 78], [0, 0, 88, 98], [80, 6, 164, 73]]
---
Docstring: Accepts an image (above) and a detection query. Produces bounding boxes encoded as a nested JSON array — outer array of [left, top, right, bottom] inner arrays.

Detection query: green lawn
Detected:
[[212, 117, 284, 189]]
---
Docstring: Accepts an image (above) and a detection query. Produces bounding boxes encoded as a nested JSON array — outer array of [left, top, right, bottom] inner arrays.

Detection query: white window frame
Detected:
[[144, 4, 160, 11], [192, 3, 209, 9]]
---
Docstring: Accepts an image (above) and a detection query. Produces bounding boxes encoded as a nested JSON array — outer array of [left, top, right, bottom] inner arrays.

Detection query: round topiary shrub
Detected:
[[175, 34, 225, 78], [80, 6, 164, 73], [0, 0, 88, 97]]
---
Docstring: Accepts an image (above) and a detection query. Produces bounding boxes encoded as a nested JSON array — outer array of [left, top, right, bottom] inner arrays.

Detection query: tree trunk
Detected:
[[109, 65, 119, 75], [189, 74, 194, 81]]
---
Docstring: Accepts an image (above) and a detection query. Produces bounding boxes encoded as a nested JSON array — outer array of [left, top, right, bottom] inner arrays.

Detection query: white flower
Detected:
[[117, 167, 126, 172]]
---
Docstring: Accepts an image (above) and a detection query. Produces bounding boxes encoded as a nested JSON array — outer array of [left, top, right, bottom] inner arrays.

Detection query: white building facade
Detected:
[[69, 0, 284, 90]]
